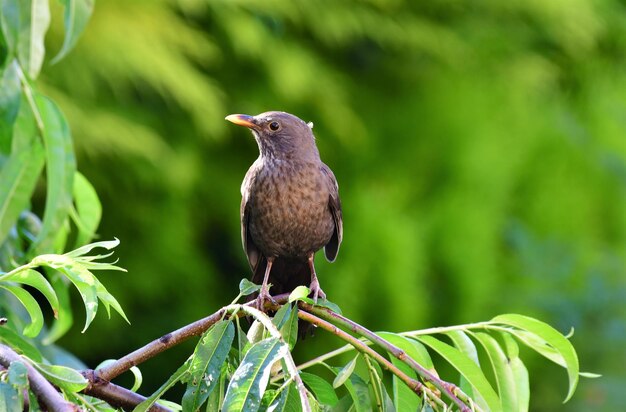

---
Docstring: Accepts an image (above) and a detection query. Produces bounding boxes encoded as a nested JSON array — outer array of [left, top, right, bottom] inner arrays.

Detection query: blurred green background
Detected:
[[38, 0, 624, 410]]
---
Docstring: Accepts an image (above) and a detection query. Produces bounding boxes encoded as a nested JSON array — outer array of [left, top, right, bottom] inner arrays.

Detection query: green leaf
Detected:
[[42, 270, 72, 344], [0, 325, 42, 361], [332, 355, 358, 389], [31, 93, 76, 255], [313, 298, 342, 314], [182, 320, 235, 411], [134, 360, 190, 412], [71, 171, 102, 248], [416, 335, 502, 412], [51, 0, 94, 63], [222, 337, 287, 412], [491, 314, 579, 402], [281, 305, 298, 351], [239, 278, 261, 296], [0, 60, 20, 148], [205, 365, 226, 412], [344, 373, 371, 412], [446, 330, 488, 411], [473, 332, 517, 411], [0, 284, 43, 337], [64, 237, 120, 258], [0, 268, 59, 317], [288, 286, 311, 303], [271, 303, 292, 330], [32, 362, 87, 393], [377, 332, 429, 411], [32, 254, 98, 332], [301, 372, 338, 406], [363, 356, 385, 412], [15, 0, 51, 78], [0, 381, 22, 412], [0, 1, 20, 57], [95, 280, 129, 324], [262, 382, 299, 412], [502, 334, 529, 412], [0, 126, 44, 245], [7, 361, 28, 388]]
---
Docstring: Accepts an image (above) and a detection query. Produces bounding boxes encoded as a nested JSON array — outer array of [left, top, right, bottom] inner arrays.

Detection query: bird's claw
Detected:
[[309, 281, 326, 303], [256, 289, 277, 311]]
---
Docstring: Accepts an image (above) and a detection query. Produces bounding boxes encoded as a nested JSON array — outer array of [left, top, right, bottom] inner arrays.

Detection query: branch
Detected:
[[94, 293, 291, 382], [0, 344, 78, 412], [294, 309, 450, 409], [81, 370, 171, 412], [302, 303, 473, 412]]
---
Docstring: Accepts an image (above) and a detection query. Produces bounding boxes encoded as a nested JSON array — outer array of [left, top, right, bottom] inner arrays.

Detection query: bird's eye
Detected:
[[269, 121, 280, 131]]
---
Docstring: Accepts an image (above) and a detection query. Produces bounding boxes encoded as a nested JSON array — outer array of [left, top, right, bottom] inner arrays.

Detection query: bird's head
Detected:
[[225, 111, 319, 161]]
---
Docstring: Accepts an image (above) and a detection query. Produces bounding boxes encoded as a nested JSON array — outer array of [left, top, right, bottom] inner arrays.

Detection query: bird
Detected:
[[225, 111, 343, 310]]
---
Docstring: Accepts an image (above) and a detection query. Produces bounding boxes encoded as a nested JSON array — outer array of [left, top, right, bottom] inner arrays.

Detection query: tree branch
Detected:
[[294, 309, 451, 410], [0, 344, 78, 412], [302, 303, 473, 412], [81, 370, 171, 412]]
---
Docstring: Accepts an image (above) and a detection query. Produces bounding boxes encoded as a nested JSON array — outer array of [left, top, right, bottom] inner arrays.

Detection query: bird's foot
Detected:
[[309, 280, 326, 303], [255, 289, 277, 312]]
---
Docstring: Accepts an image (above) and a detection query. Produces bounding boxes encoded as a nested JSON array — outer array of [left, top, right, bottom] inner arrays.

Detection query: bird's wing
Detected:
[[321, 163, 343, 262], [241, 159, 262, 272]]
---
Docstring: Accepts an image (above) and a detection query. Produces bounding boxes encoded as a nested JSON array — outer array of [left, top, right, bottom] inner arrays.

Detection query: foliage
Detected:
[[0, 0, 623, 410]]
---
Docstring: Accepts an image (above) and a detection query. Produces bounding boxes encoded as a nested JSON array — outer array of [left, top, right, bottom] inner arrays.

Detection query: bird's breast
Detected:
[[247, 162, 334, 258]]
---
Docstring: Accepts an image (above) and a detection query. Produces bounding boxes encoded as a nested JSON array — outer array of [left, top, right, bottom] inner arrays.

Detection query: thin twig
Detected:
[[302, 304, 473, 412], [94, 293, 291, 382], [81, 370, 171, 412], [0, 344, 78, 412], [296, 309, 449, 411]]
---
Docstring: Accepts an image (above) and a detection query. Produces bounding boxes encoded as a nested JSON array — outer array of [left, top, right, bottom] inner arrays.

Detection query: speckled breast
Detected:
[[247, 161, 335, 258]]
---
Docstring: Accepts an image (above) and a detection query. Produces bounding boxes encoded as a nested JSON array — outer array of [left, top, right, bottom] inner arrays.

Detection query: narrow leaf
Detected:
[[280, 305, 298, 351], [301, 372, 339, 406], [42, 270, 72, 344], [502, 334, 529, 412], [0, 325, 42, 361], [64, 238, 119, 258], [0, 382, 22, 411], [222, 338, 286, 412], [0, 268, 59, 316], [71, 171, 102, 248], [16, 0, 51, 78], [0, 130, 44, 245], [491, 314, 579, 402], [0, 284, 44, 337], [473, 332, 517, 411], [332, 355, 358, 389], [32, 362, 87, 392], [182, 320, 235, 411], [51, 0, 94, 63], [33, 254, 98, 332], [31, 93, 76, 255], [378, 332, 428, 411], [0, 60, 21, 148], [416, 335, 502, 412], [446, 330, 488, 411]]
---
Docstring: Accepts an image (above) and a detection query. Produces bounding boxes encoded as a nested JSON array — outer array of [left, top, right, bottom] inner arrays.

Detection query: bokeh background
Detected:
[[39, 0, 624, 410]]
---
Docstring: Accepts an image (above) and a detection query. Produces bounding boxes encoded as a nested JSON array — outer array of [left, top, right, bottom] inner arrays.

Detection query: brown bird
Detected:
[[225, 111, 343, 310]]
